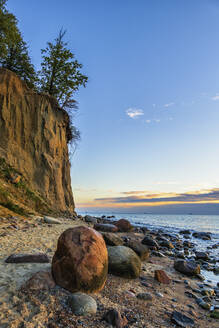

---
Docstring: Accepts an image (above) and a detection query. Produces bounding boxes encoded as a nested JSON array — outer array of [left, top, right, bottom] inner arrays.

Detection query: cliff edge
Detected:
[[0, 68, 75, 216]]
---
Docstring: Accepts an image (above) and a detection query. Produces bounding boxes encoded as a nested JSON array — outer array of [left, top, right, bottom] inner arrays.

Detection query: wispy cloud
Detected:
[[126, 108, 144, 119], [120, 190, 150, 195], [146, 119, 160, 124], [211, 94, 219, 101], [164, 102, 175, 108]]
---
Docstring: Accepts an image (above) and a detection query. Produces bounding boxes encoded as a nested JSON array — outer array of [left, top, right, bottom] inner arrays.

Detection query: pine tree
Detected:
[[0, 0, 36, 87], [38, 29, 88, 110]]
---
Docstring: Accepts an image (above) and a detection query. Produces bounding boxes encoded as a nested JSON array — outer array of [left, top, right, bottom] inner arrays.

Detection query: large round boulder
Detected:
[[52, 226, 108, 293], [108, 246, 141, 278], [174, 259, 200, 276]]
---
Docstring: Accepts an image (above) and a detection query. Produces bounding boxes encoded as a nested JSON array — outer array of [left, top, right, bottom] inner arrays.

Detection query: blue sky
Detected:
[[7, 0, 219, 213]]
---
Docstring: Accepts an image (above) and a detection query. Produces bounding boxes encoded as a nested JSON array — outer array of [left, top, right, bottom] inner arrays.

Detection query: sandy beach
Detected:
[[0, 215, 218, 328]]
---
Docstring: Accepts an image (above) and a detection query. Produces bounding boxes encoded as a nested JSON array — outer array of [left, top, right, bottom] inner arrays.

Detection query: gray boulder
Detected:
[[68, 292, 97, 316], [84, 215, 98, 224], [108, 246, 141, 278]]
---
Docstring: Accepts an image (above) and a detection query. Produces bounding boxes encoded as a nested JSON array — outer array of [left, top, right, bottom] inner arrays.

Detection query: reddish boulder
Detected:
[[115, 219, 133, 232], [154, 270, 171, 284], [52, 226, 108, 293], [94, 223, 118, 233]]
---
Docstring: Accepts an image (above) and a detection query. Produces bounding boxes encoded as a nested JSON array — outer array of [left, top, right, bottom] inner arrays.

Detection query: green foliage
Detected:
[[38, 29, 88, 110], [0, 0, 36, 87]]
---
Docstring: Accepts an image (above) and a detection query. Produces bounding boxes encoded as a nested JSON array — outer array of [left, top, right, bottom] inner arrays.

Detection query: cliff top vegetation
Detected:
[[0, 0, 88, 144]]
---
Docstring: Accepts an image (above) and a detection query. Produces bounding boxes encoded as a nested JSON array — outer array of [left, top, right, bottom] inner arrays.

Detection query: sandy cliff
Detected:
[[0, 68, 75, 215]]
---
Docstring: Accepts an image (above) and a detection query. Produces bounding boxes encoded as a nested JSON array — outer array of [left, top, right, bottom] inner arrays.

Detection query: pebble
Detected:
[[137, 293, 153, 301]]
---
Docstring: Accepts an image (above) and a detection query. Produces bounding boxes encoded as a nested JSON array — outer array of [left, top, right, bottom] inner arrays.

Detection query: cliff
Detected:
[[0, 68, 75, 216]]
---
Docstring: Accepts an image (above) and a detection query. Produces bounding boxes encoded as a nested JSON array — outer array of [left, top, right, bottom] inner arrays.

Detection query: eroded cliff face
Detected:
[[0, 68, 75, 215]]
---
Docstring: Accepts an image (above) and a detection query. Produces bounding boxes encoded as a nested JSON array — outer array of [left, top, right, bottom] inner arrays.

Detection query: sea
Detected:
[[78, 212, 219, 285]]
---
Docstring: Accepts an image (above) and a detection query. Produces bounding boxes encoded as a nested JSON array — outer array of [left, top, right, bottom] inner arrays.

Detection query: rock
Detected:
[[5, 253, 49, 263], [174, 259, 200, 276], [44, 216, 61, 224], [192, 232, 211, 240], [195, 252, 209, 261], [137, 293, 153, 301], [185, 291, 198, 299], [196, 298, 211, 310], [154, 270, 171, 284], [175, 251, 186, 259], [84, 215, 97, 224], [213, 266, 219, 274], [201, 288, 215, 296], [125, 240, 150, 261], [108, 246, 141, 278], [102, 232, 124, 246], [171, 311, 195, 327], [94, 223, 118, 233], [141, 236, 159, 248], [210, 310, 219, 319], [20, 271, 55, 292], [183, 241, 194, 248], [159, 239, 174, 249], [196, 274, 205, 281], [188, 309, 197, 317], [68, 293, 97, 316], [125, 290, 136, 297], [151, 250, 165, 257], [180, 230, 191, 235], [52, 226, 108, 293], [102, 309, 128, 328], [114, 219, 133, 232]]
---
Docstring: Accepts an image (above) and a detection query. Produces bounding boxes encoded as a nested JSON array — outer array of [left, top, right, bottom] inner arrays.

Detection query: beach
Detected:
[[0, 215, 218, 327]]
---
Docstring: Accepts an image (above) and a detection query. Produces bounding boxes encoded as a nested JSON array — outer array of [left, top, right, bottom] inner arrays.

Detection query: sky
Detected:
[[7, 0, 219, 214]]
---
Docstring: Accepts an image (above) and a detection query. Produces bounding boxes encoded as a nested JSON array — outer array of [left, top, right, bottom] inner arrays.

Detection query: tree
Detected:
[[38, 29, 88, 110], [0, 0, 36, 87]]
